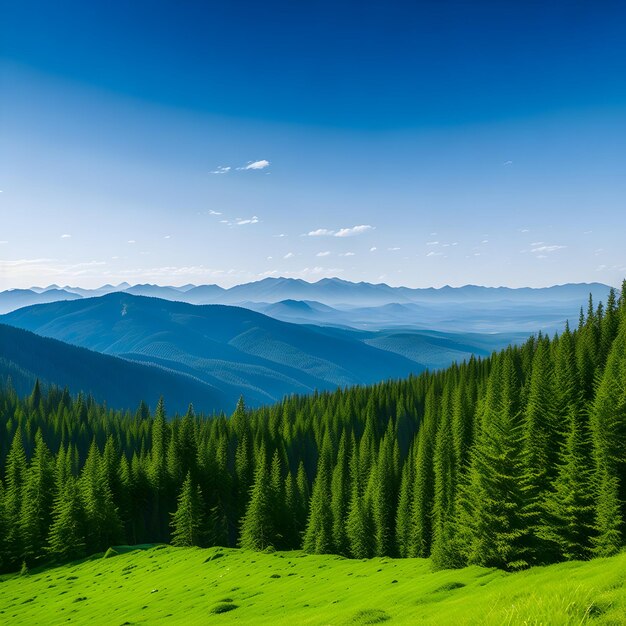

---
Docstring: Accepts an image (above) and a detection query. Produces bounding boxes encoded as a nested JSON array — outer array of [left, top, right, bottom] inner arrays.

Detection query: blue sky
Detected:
[[1, 0, 626, 289]]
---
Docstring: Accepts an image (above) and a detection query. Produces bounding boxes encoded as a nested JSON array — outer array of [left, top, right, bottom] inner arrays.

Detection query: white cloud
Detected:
[[531, 244, 566, 254], [164, 235, 171, 239], [60, 234, 71, 239], [316, 251, 331, 257], [370, 247, 377, 252], [426, 241, 439, 246], [335, 224, 373, 237], [306, 224, 374, 238], [388, 247, 401, 251], [127, 240, 136, 244], [209, 210, 223, 215], [0, 240, 7, 244], [503, 160, 513, 166], [307, 228, 335, 237], [339, 252, 355, 257], [481, 239, 489, 244], [426, 251, 443, 257], [274, 233, 287, 238], [240, 159, 270, 171], [210, 166, 231, 175], [235, 216, 259, 226], [284, 252, 295, 259]]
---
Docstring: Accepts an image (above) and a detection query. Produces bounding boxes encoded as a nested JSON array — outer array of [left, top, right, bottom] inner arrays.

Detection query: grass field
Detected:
[[1, 545, 624, 625]]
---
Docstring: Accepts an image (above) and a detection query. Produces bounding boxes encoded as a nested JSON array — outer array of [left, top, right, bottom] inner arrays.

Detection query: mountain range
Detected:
[[0, 278, 613, 332]]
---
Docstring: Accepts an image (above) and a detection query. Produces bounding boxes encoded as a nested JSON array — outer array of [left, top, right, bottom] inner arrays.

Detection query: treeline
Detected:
[[1, 286, 625, 572]]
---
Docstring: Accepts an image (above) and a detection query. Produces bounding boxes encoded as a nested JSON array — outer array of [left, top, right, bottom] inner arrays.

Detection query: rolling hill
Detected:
[[0, 323, 229, 414], [1, 294, 425, 407], [1, 545, 624, 625]]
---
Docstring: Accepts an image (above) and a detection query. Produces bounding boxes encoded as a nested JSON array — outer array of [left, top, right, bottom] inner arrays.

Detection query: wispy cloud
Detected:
[[235, 216, 259, 226], [60, 234, 71, 239], [335, 224, 373, 237], [164, 235, 171, 239], [209, 210, 223, 215], [316, 251, 331, 257], [127, 240, 136, 244], [239, 159, 270, 171], [284, 252, 295, 259], [426, 241, 439, 246], [209, 166, 231, 175], [307, 228, 335, 237], [503, 160, 513, 166], [339, 252, 355, 257], [388, 247, 401, 251], [306, 224, 374, 238], [531, 244, 565, 254], [370, 247, 377, 252]]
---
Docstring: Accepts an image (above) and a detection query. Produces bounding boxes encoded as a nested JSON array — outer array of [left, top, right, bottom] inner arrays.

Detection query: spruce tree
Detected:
[[239, 453, 275, 551], [20, 431, 55, 564], [47, 476, 85, 562], [170, 471, 205, 547]]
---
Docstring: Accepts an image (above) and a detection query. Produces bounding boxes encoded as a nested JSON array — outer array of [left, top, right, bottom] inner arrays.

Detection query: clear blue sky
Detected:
[[1, 0, 626, 289]]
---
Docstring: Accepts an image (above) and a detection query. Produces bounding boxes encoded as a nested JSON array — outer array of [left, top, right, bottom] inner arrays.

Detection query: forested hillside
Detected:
[[1, 285, 625, 573]]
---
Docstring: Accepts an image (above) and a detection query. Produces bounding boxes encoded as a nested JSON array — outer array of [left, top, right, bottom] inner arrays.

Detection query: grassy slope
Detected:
[[1, 547, 625, 625]]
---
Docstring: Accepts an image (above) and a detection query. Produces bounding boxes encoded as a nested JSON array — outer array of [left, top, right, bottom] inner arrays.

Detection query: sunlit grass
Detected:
[[1, 546, 624, 625]]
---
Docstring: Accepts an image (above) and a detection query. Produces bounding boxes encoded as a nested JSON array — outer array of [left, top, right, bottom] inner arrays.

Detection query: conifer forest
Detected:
[[1, 286, 625, 574]]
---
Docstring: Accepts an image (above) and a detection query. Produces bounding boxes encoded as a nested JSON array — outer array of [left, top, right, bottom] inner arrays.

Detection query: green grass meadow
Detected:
[[1, 546, 625, 625]]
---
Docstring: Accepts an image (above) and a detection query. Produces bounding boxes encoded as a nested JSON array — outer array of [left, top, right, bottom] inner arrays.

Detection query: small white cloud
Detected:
[[210, 166, 231, 175], [531, 244, 566, 254], [61, 234, 71, 239], [503, 160, 513, 166], [128, 240, 136, 244], [164, 235, 171, 239], [235, 216, 259, 226], [316, 251, 331, 257], [520, 228, 530, 233], [0, 240, 7, 244], [335, 224, 373, 237], [370, 247, 377, 252], [481, 239, 489, 244], [583, 230, 593, 235], [209, 210, 223, 215], [240, 159, 270, 171], [426, 251, 443, 257], [267, 256, 273, 260], [339, 252, 355, 257], [388, 247, 401, 251], [284, 252, 295, 259], [274, 233, 287, 238], [426, 241, 439, 246], [307, 228, 336, 237]]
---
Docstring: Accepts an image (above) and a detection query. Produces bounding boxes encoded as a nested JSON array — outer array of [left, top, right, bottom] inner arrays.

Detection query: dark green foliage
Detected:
[[0, 289, 624, 571], [170, 471, 205, 547]]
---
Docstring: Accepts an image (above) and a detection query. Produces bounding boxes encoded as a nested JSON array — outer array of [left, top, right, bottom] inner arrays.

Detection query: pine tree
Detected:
[[303, 433, 334, 554], [47, 476, 85, 562], [345, 436, 371, 558], [20, 431, 55, 564], [239, 453, 275, 551], [170, 471, 205, 547], [541, 404, 595, 560], [330, 431, 349, 554], [431, 388, 460, 568], [457, 353, 529, 570], [4, 428, 28, 567]]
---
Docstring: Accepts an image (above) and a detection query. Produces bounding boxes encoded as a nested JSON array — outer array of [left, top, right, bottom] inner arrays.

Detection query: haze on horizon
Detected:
[[1, 1, 626, 291]]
